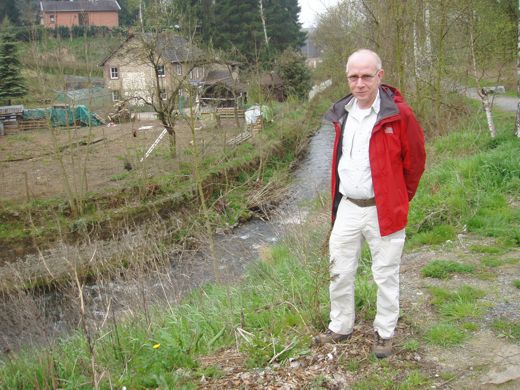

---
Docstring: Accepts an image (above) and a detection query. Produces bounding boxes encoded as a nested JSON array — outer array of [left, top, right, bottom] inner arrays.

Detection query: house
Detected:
[[100, 32, 243, 107], [40, 0, 121, 29]]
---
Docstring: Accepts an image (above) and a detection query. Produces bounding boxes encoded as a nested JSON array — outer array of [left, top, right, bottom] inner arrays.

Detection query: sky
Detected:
[[299, 0, 339, 28]]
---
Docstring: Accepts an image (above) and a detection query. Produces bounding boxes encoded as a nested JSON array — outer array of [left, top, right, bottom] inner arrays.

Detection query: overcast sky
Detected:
[[299, 0, 339, 28]]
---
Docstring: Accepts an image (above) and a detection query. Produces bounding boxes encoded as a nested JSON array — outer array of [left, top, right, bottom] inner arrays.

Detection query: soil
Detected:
[[0, 116, 243, 202], [198, 232, 520, 389]]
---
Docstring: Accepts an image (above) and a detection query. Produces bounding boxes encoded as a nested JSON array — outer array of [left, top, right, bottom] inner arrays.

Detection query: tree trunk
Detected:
[[259, 0, 269, 47], [481, 91, 496, 138]]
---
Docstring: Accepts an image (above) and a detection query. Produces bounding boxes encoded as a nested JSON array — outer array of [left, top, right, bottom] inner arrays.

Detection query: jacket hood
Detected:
[[324, 84, 402, 122]]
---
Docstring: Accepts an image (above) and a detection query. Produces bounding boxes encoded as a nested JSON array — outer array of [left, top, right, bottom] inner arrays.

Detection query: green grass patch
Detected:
[[408, 119, 519, 248], [481, 256, 518, 268], [352, 369, 429, 389], [491, 319, 520, 342], [401, 339, 420, 352], [423, 323, 467, 346], [468, 244, 506, 254], [421, 260, 476, 279], [427, 285, 485, 306], [513, 279, 520, 289]]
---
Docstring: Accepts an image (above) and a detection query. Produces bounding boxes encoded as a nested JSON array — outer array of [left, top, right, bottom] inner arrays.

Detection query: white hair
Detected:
[[346, 49, 382, 73]]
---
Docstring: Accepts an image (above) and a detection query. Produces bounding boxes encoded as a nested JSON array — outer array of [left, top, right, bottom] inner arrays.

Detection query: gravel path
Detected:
[[464, 87, 518, 112]]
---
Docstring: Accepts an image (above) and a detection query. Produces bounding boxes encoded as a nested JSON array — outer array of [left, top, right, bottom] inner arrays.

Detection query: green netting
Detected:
[[22, 105, 103, 127]]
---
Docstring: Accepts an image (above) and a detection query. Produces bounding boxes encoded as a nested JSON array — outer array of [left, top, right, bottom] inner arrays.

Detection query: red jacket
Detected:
[[325, 84, 426, 236]]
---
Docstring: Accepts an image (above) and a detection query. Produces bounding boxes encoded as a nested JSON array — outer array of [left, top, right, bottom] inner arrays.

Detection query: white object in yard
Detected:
[[140, 128, 168, 162], [245, 105, 262, 125], [138, 125, 154, 130]]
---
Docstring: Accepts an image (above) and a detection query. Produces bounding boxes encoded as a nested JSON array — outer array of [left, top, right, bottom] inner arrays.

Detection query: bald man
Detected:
[[316, 49, 426, 358]]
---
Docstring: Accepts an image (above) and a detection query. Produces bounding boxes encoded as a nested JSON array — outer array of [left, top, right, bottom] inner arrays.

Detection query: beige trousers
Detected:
[[328, 197, 405, 339]]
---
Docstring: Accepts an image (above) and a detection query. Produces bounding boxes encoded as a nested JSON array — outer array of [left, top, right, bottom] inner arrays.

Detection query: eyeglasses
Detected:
[[347, 72, 379, 83]]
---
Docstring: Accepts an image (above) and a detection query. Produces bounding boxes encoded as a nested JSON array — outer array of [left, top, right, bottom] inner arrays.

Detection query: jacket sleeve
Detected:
[[400, 106, 426, 201]]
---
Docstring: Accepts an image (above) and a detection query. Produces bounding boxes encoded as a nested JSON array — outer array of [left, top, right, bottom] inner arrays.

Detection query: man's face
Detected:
[[346, 54, 383, 109]]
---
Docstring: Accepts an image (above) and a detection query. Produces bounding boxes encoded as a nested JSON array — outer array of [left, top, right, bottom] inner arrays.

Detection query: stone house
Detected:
[[40, 0, 120, 29], [100, 32, 242, 107]]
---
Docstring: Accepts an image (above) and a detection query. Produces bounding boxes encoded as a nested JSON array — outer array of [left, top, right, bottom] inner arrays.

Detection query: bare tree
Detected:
[[121, 30, 207, 156]]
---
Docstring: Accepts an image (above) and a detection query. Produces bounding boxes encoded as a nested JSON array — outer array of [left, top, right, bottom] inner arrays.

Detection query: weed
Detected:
[[513, 279, 520, 289], [424, 323, 467, 346], [421, 260, 475, 279]]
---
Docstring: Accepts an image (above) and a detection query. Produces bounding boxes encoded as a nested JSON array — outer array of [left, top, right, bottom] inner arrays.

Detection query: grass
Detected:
[[0, 231, 331, 388], [513, 280, 520, 289], [481, 256, 518, 268], [423, 285, 487, 347], [491, 319, 520, 342], [421, 260, 476, 279], [423, 323, 467, 346], [407, 110, 519, 248]]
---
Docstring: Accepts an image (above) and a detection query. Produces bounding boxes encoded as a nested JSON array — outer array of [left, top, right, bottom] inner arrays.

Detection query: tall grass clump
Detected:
[[408, 110, 519, 247]]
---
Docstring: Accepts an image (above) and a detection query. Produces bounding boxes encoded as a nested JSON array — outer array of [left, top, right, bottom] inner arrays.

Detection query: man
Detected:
[[316, 49, 426, 358]]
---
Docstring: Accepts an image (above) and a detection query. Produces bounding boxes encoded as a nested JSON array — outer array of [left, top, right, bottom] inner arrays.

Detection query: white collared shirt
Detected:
[[338, 93, 380, 199]]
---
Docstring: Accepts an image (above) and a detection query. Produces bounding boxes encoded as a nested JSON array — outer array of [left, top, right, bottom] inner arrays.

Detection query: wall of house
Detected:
[[42, 11, 118, 28], [102, 38, 208, 105], [88, 12, 118, 27]]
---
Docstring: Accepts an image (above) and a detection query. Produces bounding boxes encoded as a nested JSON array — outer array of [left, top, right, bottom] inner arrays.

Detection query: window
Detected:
[[157, 65, 165, 77], [160, 89, 167, 101], [110, 67, 119, 79], [175, 63, 182, 76], [50, 15, 55, 23], [111, 90, 121, 102]]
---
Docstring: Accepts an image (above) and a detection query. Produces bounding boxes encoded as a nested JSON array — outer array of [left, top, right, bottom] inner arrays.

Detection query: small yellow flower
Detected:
[[153, 343, 161, 349]]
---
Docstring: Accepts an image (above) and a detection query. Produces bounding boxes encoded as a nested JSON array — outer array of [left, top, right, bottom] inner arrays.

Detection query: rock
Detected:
[[481, 345, 520, 385]]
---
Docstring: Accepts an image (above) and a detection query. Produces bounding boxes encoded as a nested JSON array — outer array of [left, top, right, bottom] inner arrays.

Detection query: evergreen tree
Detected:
[[213, 0, 263, 59], [0, 0, 20, 26], [0, 25, 27, 105], [264, 0, 306, 52]]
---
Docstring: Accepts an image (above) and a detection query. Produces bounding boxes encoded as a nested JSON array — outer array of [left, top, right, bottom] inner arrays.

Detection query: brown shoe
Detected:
[[373, 332, 393, 358], [314, 329, 352, 344]]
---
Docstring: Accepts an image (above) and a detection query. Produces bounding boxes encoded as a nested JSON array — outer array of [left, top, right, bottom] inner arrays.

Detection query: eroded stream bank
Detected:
[[0, 122, 335, 354]]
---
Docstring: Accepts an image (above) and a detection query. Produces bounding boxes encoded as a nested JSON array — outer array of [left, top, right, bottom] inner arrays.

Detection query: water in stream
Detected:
[[0, 122, 334, 354]]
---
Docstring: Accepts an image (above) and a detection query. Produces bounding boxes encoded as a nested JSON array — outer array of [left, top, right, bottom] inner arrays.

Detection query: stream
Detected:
[[0, 122, 334, 354]]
